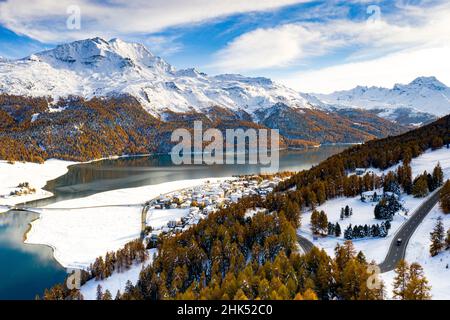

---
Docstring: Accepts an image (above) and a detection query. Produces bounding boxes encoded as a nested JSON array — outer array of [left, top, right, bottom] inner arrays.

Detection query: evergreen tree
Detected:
[[412, 174, 429, 198], [445, 229, 450, 250], [335, 223, 342, 237], [234, 289, 249, 300], [432, 163, 444, 189], [402, 163, 413, 194], [430, 217, 445, 257], [102, 289, 112, 300], [440, 180, 450, 214], [404, 263, 431, 300], [392, 260, 409, 300], [374, 195, 401, 221], [302, 288, 318, 300], [344, 205, 350, 218], [310, 210, 320, 235], [344, 225, 353, 240], [96, 284, 103, 301], [293, 293, 304, 300], [384, 172, 401, 195], [318, 211, 328, 235], [379, 223, 388, 238], [328, 222, 335, 237]]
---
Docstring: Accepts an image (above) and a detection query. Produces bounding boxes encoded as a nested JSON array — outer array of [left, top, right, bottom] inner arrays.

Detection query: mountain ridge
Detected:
[[0, 37, 447, 128], [312, 76, 450, 126], [0, 37, 312, 117]]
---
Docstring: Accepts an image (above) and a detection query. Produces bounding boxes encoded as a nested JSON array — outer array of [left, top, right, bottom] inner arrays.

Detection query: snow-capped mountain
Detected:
[[313, 77, 450, 125], [0, 37, 311, 117]]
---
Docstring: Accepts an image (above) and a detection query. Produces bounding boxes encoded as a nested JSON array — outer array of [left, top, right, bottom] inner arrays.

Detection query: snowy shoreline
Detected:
[[24, 177, 233, 269], [0, 159, 77, 207], [0, 153, 159, 208]]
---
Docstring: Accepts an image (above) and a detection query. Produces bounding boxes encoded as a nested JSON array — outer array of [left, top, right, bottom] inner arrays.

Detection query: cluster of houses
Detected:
[[144, 176, 285, 246], [361, 190, 399, 203], [354, 168, 376, 176]]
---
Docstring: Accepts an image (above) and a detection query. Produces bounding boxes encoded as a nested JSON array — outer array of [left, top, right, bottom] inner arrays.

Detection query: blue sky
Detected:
[[0, 0, 449, 92]]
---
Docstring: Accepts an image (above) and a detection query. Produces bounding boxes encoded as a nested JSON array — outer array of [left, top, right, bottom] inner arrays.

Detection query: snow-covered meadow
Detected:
[[299, 146, 450, 263], [0, 159, 75, 207], [299, 193, 424, 262], [80, 248, 157, 300]]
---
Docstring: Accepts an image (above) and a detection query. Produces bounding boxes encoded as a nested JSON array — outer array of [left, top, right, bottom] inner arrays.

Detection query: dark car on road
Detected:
[[397, 238, 403, 246]]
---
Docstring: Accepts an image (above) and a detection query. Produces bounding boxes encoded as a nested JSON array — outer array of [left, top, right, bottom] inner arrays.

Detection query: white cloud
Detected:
[[278, 45, 450, 93], [210, 24, 335, 71], [0, 0, 310, 42], [210, 1, 450, 77], [141, 35, 183, 56]]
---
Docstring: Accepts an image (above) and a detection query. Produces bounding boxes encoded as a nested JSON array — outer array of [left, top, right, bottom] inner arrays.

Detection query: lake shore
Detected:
[[24, 177, 232, 269]]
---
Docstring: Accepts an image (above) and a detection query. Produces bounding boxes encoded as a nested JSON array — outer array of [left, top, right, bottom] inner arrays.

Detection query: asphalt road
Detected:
[[297, 234, 314, 254], [378, 188, 441, 273], [296, 188, 442, 273]]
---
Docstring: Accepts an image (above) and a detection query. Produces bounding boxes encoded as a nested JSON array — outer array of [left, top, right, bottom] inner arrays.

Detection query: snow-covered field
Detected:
[[0, 159, 75, 207], [405, 205, 450, 299], [300, 146, 450, 263], [299, 193, 424, 263], [25, 205, 142, 269], [80, 248, 157, 300], [25, 177, 232, 269], [368, 147, 450, 179], [146, 208, 189, 229]]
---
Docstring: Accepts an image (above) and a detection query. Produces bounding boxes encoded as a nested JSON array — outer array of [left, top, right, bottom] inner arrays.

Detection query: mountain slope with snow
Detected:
[[312, 77, 450, 125], [0, 37, 311, 117]]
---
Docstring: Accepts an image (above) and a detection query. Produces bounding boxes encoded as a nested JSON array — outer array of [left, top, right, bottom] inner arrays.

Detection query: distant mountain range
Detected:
[[0, 38, 448, 161], [314, 76, 450, 126]]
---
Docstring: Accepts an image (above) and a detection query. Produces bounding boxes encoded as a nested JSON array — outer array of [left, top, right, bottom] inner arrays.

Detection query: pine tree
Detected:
[[440, 180, 450, 214], [233, 289, 248, 300], [328, 222, 335, 236], [96, 284, 103, 301], [392, 260, 409, 300], [404, 263, 431, 300], [102, 289, 112, 300], [344, 225, 353, 240], [293, 292, 304, 300], [318, 211, 328, 235], [344, 205, 350, 218], [445, 229, 450, 250], [412, 174, 429, 198], [302, 288, 318, 300], [432, 163, 444, 189], [310, 210, 320, 235], [402, 163, 413, 194], [335, 223, 342, 237], [430, 217, 445, 257]]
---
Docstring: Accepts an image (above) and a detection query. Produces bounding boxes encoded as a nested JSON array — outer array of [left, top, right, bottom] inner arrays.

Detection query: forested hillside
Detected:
[[42, 115, 448, 300], [0, 93, 406, 162]]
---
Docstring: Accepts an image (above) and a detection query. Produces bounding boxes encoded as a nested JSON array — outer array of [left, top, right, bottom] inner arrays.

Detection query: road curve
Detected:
[[297, 234, 314, 254], [378, 188, 441, 273]]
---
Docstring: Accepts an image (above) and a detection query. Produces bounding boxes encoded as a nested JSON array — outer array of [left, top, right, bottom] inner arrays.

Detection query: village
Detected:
[[143, 175, 286, 246]]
